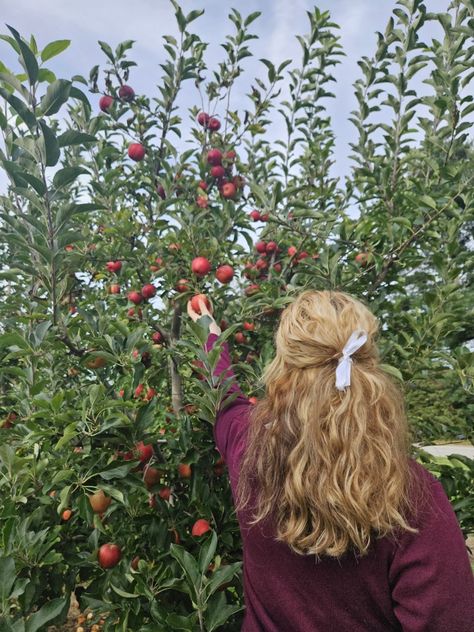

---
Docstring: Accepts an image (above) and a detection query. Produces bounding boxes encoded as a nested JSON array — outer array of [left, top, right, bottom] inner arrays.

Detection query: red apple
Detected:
[[243, 322, 255, 331], [141, 284, 156, 299], [260, 213, 270, 221], [128, 291, 143, 305], [128, 143, 146, 162], [255, 241, 267, 254], [145, 387, 156, 401], [89, 490, 112, 514], [197, 112, 210, 127], [98, 543, 121, 569], [131, 556, 140, 570], [248, 396, 258, 405], [255, 258, 268, 271], [178, 463, 192, 478], [118, 85, 135, 101], [249, 210, 261, 221], [210, 165, 225, 179], [273, 262, 282, 273], [225, 150, 236, 162], [198, 180, 208, 191], [191, 257, 211, 277], [176, 279, 190, 293], [221, 182, 236, 199], [215, 264, 234, 284], [152, 331, 163, 344], [234, 332, 247, 344], [245, 284, 260, 296], [106, 261, 122, 273], [143, 466, 162, 490], [355, 252, 369, 266], [192, 519, 211, 537], [158, 486, 171, 501], [208, 117, 221, 131], [207, 149, 222, 166], [266, 241, 278, 253], [197, 195, 208, 208], [190, 294, 211, 314], [169, 243, 181, 252], [99, 95, 114, 112], [297, 251, 309, 261], [288, 246, 297, 257], [109, 284, 120, 294], [135, 441, 154, 463], [134, 384, 144, 398]]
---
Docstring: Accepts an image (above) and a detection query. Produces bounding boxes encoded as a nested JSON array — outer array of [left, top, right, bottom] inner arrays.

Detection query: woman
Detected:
[[187, 289, 474, 631]]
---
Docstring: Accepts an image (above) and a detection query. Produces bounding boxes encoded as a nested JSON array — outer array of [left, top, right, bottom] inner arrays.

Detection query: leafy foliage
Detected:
[[0, 0, 472, 628]]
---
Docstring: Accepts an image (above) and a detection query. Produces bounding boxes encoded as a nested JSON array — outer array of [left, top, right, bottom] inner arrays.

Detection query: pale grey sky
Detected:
[[0, 0, 450, 187]]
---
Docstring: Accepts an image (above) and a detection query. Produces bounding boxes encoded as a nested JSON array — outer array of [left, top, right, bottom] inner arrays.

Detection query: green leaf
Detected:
[[198, 529, 217, 573], [110, 583, 140, 599], [33, 320, 52, 346], [57, 130, 96, 147], [6, 25, 38, 85], [204, 591, 243, 631], [53, 166, 89, 189], [40, 79, 71, 116], [25, 596, 69, 632], [0, 86, 36, 128], [0, 557, 16, 601], [98, 41, 115, 62], [41, 40, 71, 62], [380, 363, 404, 382], [0, 332, 29, 350], [39, 120, 60, 167], [98, 463, 134, 481], [169, 544, 200, 595]]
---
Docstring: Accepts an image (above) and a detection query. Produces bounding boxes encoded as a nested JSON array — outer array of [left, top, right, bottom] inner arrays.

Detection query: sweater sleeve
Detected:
[[204, 333, 251, 460], [389, 478, 474, 632]]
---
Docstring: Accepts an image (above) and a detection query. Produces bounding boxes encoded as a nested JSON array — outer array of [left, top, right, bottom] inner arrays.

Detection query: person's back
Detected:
[[190, 289, 474, 631]]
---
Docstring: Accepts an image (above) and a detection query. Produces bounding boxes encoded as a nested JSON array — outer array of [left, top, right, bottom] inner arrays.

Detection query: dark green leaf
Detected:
[[7, 25, 38, 85], [53, 167, 89, 189], [39, 121, 60, 166], [25, 596, 69, 632], [40, 79, 71, 116], [0, 86, 36, 128], [57, 130, 96, 147]]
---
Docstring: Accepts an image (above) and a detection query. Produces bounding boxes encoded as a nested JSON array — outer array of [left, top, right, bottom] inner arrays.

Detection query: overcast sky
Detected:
[[0, 0, 450, 190]]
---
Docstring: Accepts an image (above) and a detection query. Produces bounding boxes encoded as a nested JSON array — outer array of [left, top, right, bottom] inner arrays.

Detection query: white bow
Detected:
[[335, 330, 368, 391]]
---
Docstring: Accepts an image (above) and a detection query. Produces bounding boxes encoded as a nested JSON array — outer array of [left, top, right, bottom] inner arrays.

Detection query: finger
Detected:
[[198, 297, 212, 315], [187, 300, 198, 320]]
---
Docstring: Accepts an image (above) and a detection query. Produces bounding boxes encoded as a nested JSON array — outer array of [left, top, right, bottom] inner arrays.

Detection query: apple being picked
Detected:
[[98, 543, 122, 569], [190, 294, 211, 314]]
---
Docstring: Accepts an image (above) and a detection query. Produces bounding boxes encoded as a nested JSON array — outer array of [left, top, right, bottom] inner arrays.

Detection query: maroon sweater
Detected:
[[205, 333, 474, 631]]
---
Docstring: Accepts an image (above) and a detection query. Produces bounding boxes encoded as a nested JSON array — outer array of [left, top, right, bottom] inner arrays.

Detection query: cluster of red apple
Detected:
[[98, 85, 147, 163], [105, 259, 158, 318], [93, 441, 214, 569]]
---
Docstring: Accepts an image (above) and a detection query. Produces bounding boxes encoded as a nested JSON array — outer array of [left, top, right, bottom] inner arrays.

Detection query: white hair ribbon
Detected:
[[335, 330, 368, 391]]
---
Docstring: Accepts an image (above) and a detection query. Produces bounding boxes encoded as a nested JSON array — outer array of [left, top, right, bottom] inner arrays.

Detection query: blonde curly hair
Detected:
[[235, 290, 429, 559]]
